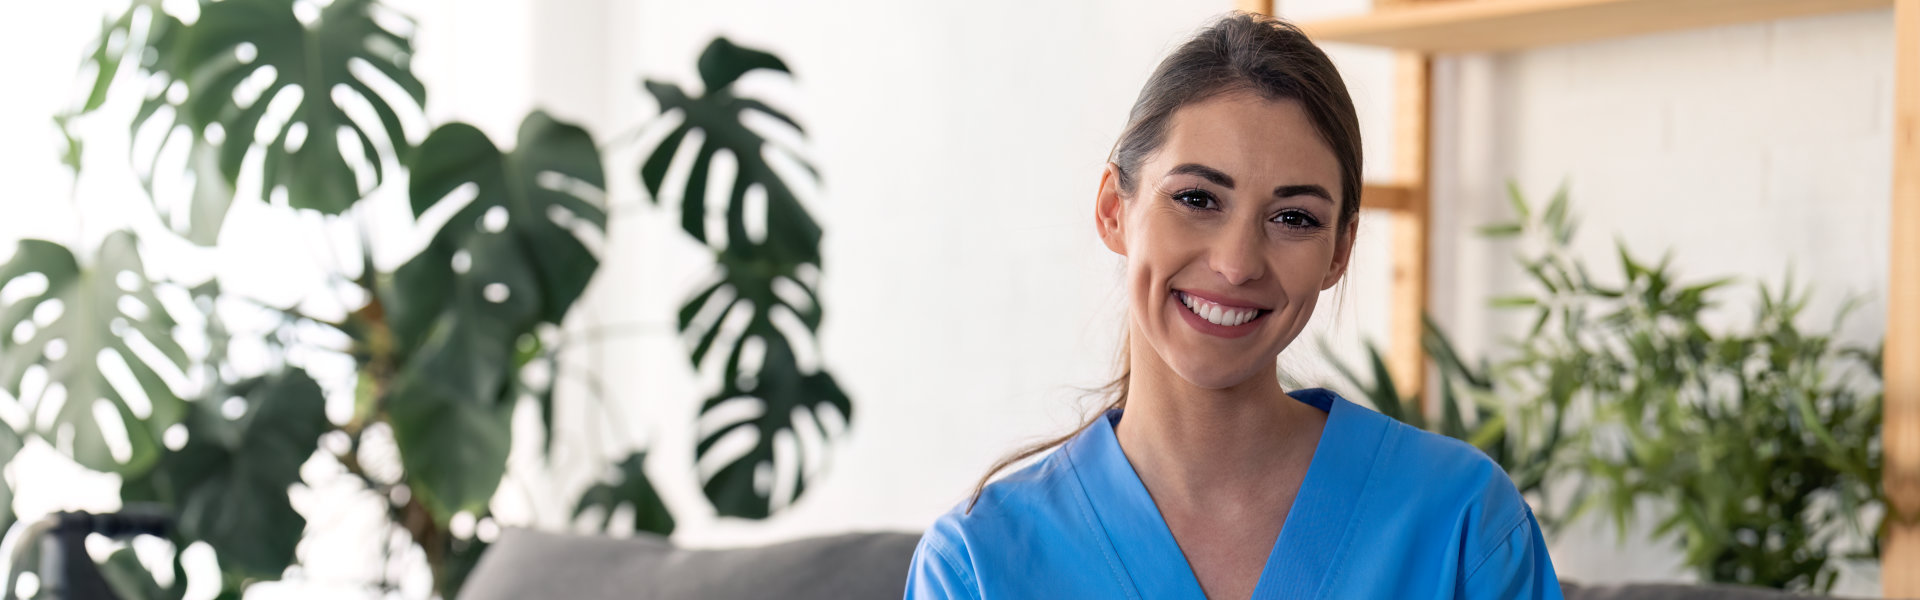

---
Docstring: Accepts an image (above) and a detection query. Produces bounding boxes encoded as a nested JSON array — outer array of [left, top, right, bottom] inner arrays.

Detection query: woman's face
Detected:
[[1096, 91, 1354, 391]]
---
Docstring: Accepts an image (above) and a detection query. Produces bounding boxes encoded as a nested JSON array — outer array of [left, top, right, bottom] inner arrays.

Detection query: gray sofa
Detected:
[[458, 528, 1855, 599]]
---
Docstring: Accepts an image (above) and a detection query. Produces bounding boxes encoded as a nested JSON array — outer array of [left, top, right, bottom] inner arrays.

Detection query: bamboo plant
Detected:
[[1339, 184, 1883, 592]]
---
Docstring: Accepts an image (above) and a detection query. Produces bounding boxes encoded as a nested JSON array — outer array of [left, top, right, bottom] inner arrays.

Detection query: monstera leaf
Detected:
[[69, 1, 235, 246], [574, 452, 675, 535], [640, 38, 820, 262], [640, 38, 850, 518], [0, 232, 186, 474], [98, 547, 184, 600], [0, 425, 20, 532], [386, 111, 606, 521], [123, 370, 326, 581], [118, 0, 424, 217]]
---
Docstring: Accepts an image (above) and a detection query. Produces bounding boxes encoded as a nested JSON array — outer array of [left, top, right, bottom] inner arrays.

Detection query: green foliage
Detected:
[[0, 232, 187, 475], [641, 37, 851, 519], [0, 425, 19, 533], [574, 452, 676, 536], [1340, 182, 1884, 592], [1333, 316, 1568, 503], [144, 0, 422, 217], [387, 112, 608, 521], [7, 5, 852, 598], [123, 370, 329, 581]]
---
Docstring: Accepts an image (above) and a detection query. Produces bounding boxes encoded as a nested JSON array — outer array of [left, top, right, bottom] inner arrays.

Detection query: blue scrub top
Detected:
[[906, 388, 1562, 599]]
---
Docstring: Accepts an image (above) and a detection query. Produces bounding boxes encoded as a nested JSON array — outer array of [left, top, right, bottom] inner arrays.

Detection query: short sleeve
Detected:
[[1462, 505, 1564, 600], [904, 530, 980, 600]]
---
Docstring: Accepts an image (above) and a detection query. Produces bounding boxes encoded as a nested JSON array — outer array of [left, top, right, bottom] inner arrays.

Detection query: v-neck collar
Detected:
[[1060, 388, 1395, 600]]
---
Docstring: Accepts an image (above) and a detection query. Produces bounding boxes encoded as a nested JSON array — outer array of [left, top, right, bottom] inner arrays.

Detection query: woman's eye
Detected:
[[1174, 190, 1217, 210], [1273, 210, 1321, 229]]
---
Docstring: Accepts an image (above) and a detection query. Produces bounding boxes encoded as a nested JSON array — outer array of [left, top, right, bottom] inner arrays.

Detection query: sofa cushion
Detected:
[[458, 528, 921, 600], [1563, 581, 1860, 600]]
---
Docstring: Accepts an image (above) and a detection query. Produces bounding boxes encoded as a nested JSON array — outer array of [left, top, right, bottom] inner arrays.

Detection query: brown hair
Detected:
[[966, 11, 1364, 512]]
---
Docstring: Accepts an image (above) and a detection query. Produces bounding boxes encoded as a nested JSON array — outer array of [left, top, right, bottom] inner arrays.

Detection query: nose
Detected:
[[1208, 218, 1266, 286]]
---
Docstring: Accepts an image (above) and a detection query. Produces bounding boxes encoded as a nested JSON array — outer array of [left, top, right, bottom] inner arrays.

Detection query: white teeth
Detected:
[[1180, 292, 1259, 327]]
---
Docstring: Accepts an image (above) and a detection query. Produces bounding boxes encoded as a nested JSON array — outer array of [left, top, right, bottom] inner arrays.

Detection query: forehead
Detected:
[[1151, 92, 1342, 198]]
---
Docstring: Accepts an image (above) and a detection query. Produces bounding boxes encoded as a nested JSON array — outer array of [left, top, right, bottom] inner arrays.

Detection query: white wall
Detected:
[[0, 0, 1894, 596]]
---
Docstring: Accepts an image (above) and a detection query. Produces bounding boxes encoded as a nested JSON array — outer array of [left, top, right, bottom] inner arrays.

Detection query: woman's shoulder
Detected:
[[911, 447, 1108, 596], [924, 447, 1081, 544], [1324, 393, 1536, 533]]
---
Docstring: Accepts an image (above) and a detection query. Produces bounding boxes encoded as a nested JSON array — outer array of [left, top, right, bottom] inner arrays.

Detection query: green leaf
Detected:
[[0, 232, 187, 474], [574, 452, 675, 535], [641, 39, 851, 519], [163, 0, 425, 215], [1504, 180, 1531, 221], [640, 40, 820, 264], [384, 113, 605, 523], [1488, 295, 1538, 309], [0, 424, 20, 532], [388, 376, 513, 522], [1476, 222, 1523, 238], [122, 370, 327, 581], [392, 112, 606, 355], [75, 2, 237, 246], [1542, 180, 1570, 232], [695, 330, 851, 518], [697, 37, 792, 93], [97, 547, 183, 600]]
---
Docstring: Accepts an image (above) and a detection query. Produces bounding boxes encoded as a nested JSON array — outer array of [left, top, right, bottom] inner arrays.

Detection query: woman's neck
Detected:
[[1112, 340, 1326, 508]]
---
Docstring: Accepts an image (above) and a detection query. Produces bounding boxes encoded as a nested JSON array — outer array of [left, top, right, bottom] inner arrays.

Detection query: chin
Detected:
[[1166, 356, 1273, 391]]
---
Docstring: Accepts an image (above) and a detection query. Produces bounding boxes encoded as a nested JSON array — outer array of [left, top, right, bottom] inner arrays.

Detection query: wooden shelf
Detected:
[[1301, 0, 1892, 52], [1361, 182, 1416, 212]]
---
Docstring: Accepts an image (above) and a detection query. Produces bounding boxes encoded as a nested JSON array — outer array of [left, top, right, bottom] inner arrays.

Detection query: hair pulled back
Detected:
[[967, 11, 1363, 512]]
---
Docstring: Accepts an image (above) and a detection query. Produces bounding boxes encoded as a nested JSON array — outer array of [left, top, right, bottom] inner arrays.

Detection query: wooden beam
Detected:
[[1886, 0, 1920, 594], [1300, 0, 1891, 52], [1235, 0, 1271, 15], [1364, 183, 1417, 213], [1388, 52, 1433, 408]]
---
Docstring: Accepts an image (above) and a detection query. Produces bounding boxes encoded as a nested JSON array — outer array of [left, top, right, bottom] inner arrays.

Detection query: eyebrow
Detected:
[[1167, 163, 1334, 204]]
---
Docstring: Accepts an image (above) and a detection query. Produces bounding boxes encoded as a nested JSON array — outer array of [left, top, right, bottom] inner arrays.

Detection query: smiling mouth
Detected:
[[1175, 291, 1270, 327]]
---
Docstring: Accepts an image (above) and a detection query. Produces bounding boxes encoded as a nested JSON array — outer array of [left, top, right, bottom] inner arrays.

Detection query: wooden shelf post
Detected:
[[1387, 51, 1434, 408], [1887, 0, 1920, 595]]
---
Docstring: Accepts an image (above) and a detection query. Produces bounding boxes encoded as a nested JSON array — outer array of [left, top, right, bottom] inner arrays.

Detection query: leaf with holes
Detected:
[[70, 2, 234, 246], [574, 452, 675, 535], [121, 370, 327, 581], [391, 111, 606, 360], [154, 0, 424, 215], [691, 320, 850, 519], [0, 232, 187, 474], [640, 38, 850, 518], [639, 37, 819, 263], [385, 111, 605, 521], [0, 424, 19, 532]]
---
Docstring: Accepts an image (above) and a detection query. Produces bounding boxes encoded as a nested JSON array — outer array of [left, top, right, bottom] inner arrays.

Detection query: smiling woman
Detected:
[[905, 12, 1562, 600]]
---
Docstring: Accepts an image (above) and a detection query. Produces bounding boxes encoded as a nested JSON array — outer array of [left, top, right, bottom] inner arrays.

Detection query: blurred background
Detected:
[[0, 0, 1904, 598]]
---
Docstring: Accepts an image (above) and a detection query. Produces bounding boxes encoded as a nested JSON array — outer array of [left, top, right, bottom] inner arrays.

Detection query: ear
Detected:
[[1320, 216, 1358, 290], [1095, 163, 1128, 257]]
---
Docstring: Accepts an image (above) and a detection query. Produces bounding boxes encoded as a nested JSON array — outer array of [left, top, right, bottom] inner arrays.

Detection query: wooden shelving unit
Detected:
[[1237, 0, 1919, 594], [1301, 0, 1892, 51]]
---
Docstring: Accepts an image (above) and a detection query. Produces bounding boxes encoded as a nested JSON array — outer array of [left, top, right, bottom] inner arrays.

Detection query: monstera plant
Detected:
[[2, 0, 850, 597]]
